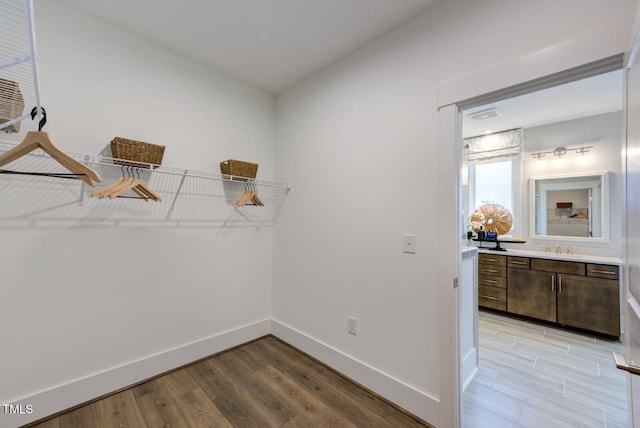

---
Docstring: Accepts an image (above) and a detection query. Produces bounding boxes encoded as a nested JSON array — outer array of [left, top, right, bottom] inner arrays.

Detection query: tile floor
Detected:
[[463, 310, 628, 428]]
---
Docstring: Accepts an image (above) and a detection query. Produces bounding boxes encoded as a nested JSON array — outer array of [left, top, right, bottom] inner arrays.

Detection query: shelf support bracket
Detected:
[[166, 169, 188, 220]]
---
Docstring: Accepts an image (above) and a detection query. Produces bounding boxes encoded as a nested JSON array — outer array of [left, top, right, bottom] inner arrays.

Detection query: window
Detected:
[[471, 160, 513, 213]]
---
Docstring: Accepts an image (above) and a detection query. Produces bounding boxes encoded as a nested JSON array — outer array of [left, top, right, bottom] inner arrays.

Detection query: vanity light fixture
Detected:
[[530, 145, 593, 160], [576, 146, 590, 155], [553, 146, 567, 158]]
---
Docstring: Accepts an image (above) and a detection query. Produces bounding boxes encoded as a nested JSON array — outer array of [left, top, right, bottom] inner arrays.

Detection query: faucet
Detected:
[[544, 245, 550, 253], [566, 246, 573, 255], [555, 244, 561, 254]]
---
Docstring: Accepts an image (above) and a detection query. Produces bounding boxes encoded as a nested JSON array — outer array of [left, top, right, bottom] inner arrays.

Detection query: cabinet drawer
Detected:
[[531, 258, 585, 276], [507, 256, 530, 269], [478, 265, 507, 277], [478, 285, 506, 311], [478, 274, 507, 288], [586, 264, 619, 280], [478, 254, 506, 266]]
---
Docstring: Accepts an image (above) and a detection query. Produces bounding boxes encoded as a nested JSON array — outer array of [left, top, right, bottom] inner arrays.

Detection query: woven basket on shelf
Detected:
[[0, 78, 25, 133], [110, 137, 165, 168], [219, 159, 259, 179]]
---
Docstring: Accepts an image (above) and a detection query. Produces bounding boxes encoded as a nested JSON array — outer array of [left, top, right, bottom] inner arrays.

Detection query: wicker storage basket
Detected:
[[0, 78, 25, 133], [220, 159, 259, 179], [110, 137, 165, 168]]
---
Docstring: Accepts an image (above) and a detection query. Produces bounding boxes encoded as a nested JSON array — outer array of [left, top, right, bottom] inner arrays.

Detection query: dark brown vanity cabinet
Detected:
[[508, 265, 557, 323], [477, 254, 507, 311], [557, 267, 620, 337], [504, 256, 620, 337]]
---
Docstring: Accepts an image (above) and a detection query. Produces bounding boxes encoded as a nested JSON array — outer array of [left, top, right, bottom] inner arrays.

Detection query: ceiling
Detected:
[[55, 0, 622, 130], [462, 69, 624, 139], [58, 0, 440, 94]]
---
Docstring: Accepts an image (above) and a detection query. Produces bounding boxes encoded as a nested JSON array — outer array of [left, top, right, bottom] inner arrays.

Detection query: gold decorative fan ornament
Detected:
[[469, 203, 513, 235]]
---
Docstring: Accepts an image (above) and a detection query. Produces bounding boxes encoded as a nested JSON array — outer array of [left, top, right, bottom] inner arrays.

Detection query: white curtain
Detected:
[[464, 128, 523, 164]]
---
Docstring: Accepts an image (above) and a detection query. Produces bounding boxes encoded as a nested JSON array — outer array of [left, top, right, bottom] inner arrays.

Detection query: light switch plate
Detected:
[[348, 316, 357, 335], [403, 233, 416, 254]]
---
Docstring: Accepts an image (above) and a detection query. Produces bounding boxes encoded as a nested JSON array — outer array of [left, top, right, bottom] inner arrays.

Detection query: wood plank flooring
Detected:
[[25, 335, 431, 428], [464, 310, 628, 428]]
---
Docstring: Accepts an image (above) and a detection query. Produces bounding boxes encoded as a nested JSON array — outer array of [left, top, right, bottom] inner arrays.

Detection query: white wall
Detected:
[[2, 0, 637, 426], [273, 0, 636, 424], [0, 1, 276, 426]]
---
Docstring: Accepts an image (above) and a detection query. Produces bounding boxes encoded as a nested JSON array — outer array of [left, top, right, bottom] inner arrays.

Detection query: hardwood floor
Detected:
[[25, 312, 624, 427], [25, 335, 431, 428], [464, 310, 628, 428]]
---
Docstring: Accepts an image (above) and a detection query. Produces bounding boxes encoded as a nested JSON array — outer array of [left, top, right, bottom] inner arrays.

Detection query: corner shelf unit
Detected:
[[0, 140, 290, 227]]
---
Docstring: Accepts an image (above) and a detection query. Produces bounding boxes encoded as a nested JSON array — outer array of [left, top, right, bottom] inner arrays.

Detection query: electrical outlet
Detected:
[[348, 316, 357, 336], [403, 233, 416, 254]]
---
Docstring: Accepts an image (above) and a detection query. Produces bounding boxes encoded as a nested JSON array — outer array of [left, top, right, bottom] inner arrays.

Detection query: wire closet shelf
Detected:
[[0, 0, 41, 132], [0, 0, 289, 227], [0, 140, 291, 227]]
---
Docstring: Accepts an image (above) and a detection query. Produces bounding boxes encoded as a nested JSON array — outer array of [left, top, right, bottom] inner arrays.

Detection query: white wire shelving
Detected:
[[0, 1, 289, 227], [0, 0, 41, 133], [0, 140, 290, 227]]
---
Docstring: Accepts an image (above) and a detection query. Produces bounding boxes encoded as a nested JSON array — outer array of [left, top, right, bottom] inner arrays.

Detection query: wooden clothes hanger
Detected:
[[91, 176, 133, 199], [107, 178, 161, 201], [91, 167, 161, 202], [232, 187, 252, 207], [232, 180, 264, 207], [250, 184, 264, 206], [251, 194, 264, 206], [91, 176, 130, 198], [0, 107, 102, 187]]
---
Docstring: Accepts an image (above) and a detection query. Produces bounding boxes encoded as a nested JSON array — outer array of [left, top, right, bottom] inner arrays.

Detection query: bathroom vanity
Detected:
[[478, 249, 620, 337]]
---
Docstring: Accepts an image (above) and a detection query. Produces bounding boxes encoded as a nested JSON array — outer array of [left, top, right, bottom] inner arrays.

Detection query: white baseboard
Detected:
[[4, 318, 440, 427], [1, 319, 270, 428], [270, 318, 439, 425]]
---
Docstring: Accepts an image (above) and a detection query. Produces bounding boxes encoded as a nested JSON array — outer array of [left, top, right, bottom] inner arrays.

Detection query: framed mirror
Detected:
[[530, 172, 610, 242]]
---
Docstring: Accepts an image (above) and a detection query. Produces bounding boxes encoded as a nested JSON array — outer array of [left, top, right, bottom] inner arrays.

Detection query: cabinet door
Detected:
[[557, 274, 620, 337], [508, 268, 556, 322]]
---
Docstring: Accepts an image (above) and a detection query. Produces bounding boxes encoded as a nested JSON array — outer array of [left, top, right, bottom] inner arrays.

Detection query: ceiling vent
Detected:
[[468, 107, 500, 121]]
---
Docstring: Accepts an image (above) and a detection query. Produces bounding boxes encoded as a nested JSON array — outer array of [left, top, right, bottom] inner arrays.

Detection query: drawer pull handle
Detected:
[[482, 269, 499, 273], [481, 279, 498, 284], [480, 295, 499, 301], [559, 276, 562, 293], [551, 275, 555, 292], [590, 269, 616, 275], [510, 261, 528, 265], [483, 258, 498, 262]]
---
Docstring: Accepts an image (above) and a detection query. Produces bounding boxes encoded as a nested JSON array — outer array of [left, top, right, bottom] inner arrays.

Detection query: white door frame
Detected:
[[436, 22, 631, 428], [621, 7, 640, 424]]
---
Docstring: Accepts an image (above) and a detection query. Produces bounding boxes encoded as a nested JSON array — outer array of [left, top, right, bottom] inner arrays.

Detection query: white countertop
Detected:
[[477, 247, 621, 265], [462, 246, 478, 259]]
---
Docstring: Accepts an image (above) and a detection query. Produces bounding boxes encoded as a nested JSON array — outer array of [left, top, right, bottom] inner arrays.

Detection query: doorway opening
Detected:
[[459, 66, 626, 427]]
